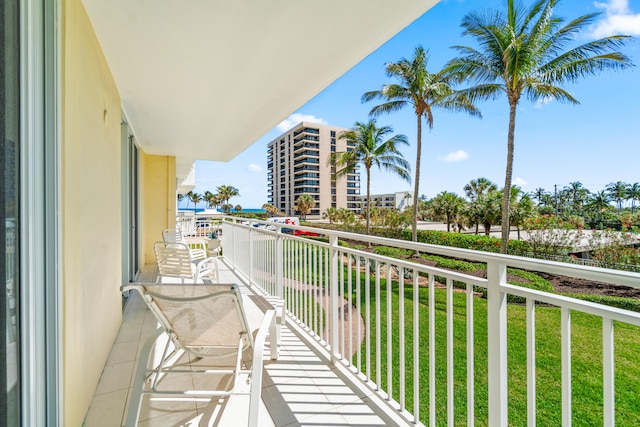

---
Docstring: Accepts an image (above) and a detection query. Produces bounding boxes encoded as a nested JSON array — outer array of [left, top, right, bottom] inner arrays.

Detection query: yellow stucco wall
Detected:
[[141, 152, 177, 265], [61, 0, 122, 425]]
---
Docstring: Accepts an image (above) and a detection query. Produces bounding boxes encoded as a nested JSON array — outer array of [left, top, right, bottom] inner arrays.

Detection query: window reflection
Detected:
[[1, 0, 21, 424]]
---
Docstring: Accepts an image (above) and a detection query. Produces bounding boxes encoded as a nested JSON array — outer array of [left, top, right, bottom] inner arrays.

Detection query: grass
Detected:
[[342, 272, 640, 426]]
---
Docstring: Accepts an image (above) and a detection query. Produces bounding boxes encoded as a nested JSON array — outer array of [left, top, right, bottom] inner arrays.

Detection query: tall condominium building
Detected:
[[267, 122, 361, 219]]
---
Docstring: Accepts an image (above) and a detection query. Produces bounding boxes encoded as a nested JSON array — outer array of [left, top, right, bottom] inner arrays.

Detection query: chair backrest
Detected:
[[162, 228, 183, 243], [154, 241, 196, 281], [128, 283, 253, 358]]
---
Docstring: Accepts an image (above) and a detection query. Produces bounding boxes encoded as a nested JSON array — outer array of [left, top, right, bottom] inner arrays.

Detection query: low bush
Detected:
[[560, 293, 640, 313], [421, 254, 480, 272], [374, 246, 413, 258], [401, 228, 534, 255]]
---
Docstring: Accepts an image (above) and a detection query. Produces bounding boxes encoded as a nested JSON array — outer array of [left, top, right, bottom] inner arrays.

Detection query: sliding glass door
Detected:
[[1, 0, 21, 424]]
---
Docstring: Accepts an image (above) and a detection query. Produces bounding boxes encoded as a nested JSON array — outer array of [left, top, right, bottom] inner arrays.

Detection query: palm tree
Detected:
[[432, 191, 466, 232], [329, 120, 411, 239], [606, 181, 628, 212], [531, 188, 548, 205], [476, 190, 503, 236], [295, 194, 315, 220], [203, 191, 221, 211], [362, 46, 480, 245], [216, 185, 240, 207], [262, 203, 280, 217], [189, 192, 202, 211], [626, 182, 640, 214], [586, 190, 611, 221], [464, 177, 498, 234], [184, 190, 194, 211], [446, 0, 633, 253], [564, 182, 589, 214]]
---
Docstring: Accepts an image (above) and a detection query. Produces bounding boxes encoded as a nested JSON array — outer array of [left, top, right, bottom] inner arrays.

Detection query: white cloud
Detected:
[[247, 163, 262, 173], [591, 0, 640, 37], [534, 96, 553, 109], [438, 150, 469, 162], [276, 113, 327, 132], [513, 177, 528, 187]]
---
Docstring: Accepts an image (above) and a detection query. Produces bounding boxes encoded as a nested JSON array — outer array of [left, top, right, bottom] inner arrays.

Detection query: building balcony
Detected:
[[86, 218, 640, 426]]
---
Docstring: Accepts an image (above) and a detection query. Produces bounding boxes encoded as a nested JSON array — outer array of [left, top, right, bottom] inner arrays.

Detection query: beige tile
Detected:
[[83, 389, 128, 427], [94, 361, 135, 395]]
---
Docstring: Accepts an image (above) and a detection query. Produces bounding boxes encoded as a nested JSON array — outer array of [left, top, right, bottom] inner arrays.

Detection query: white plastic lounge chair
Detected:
[[162, 227, 208, 261], [122, 283, 277, 427], [154, 241, 219, 283]]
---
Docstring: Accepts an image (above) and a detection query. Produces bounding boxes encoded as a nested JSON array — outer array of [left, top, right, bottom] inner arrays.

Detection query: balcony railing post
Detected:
[[329, 234, 339, 364], [248, 227, 254, 286], [275, 230, 283, 299], [487, 261, 508, 427]]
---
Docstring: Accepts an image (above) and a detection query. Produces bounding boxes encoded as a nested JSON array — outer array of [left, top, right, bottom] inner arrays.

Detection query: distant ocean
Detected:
[[180, 207, 265, 213]]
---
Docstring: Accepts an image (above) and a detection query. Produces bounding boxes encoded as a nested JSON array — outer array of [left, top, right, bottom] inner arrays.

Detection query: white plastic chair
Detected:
[[154, 241, 219, 283], [162, 227, 207, 261], [121, 283, 276, 427]]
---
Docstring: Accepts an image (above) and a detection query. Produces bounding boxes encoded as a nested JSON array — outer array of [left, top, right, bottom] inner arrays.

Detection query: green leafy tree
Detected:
[[216, 185, 240, 207], [464, 177, 498, 234], [477, 190, 503, 236], [564, 181, 590, 215], [184, 190, 194, 211], [322, 207, 339, 224], [446, 0, 633, 253], [329, 119, 411, 239], [586, 190, 612, 221], [234, 205, 242, 213], [262, 203, 281, 217], [606, 181, 628, 212], [432, 191, 466, 232], [362, 46, 480, 245], [626, 182, 640, 214], [189, 192, 202, 211], [532, 187, 548, 205], [295, 194, 316, 220]]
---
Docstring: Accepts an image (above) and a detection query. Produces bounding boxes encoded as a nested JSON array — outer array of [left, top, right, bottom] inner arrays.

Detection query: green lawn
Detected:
[[344, 275, 640, 426]]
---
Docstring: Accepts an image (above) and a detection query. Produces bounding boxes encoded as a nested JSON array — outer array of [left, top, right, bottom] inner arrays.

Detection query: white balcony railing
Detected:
[[220, 216, 640, 426]]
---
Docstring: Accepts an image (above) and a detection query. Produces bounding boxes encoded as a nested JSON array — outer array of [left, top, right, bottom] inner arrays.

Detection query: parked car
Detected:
[[293, 229, 322, 237], [265, 217, 299, 233]]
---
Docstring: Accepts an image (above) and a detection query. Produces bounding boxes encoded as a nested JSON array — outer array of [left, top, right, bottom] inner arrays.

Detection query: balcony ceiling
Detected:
[[82, 0, 438, 178]]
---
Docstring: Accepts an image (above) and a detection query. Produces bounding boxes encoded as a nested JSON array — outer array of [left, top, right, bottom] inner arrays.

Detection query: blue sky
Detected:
[[186, 0, 640, 210]]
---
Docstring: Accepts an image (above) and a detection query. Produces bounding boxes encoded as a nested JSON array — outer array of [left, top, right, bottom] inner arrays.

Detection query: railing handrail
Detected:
[[221, 216, 640, 289]]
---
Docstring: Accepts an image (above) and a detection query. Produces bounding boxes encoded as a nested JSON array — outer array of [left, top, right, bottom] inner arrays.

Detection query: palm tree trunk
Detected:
[[500, 101, 517, 254], [412, 114, 422, 249]]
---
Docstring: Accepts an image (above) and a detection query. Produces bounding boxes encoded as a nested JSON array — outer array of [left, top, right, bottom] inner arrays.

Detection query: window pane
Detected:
[[1, 0, 21, 424]]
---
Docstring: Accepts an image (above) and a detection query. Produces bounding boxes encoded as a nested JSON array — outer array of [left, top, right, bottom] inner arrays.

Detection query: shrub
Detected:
[[560, 293, 640, 313], [421, 254, 479, 272], [374, 246, 412, 258]]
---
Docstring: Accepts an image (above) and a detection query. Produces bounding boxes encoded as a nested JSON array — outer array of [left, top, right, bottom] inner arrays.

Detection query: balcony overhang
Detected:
[[81, 0, 439, 180]]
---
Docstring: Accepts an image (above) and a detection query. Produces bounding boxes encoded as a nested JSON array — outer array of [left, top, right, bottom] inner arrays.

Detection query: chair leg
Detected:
[[125, 327, 164, 427]]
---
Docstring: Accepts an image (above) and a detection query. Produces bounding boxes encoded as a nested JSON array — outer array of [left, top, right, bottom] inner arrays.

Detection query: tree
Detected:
[[509, 187, 535, 240], [446, 0, 633, 253], [189, 192, 202, 211], [216, 185, 240, 206], [295, 194, 316, 220], [185, 190, 194, 211], [362, 46, 480, 246], [234, 205, 242, 213], [203, 191, 221, 211], [329, 119, 411, 239], [322, 207, 339, 224], [606, 181, 628, 212], [431, 191, 466, 232], [532, 188, 548, 205], [585, 190, 611, 221], [626, 182, 640, 214], [564, 182, 589, 215], [464, 177, 498, 234], [476, 190, 503, 236], [262, 203, 281, 217]]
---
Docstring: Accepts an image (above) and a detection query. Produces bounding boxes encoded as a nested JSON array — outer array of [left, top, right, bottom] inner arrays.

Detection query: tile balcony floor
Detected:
[[84, 261, 411, 427]]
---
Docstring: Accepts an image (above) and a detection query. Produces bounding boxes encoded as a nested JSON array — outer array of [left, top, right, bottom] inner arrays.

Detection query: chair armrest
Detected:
[[195, 257, 220, 283], [248, 309, 275, 427]]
